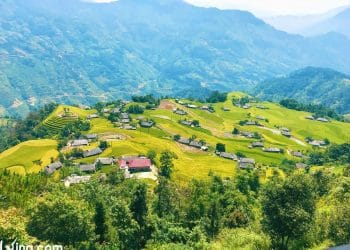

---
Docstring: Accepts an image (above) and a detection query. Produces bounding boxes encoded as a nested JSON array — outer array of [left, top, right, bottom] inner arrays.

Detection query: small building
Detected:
[[87, 114, 99, 119], [178, 137, 190, 145], [256, 115, 266, 120], [83, 147, 103, 158], [123, 124, 136, 130], [317, 117, 329, 123], [296, 163, 308, 169], [201, 146, 209, 151], [263, 148, 282, 153], [281, 131, 292, 137], [64, 175, 91, 187], [239, 158, 255, 169], [201, 106, 209, 110], [256, 105, 267, 109], [70, 139, 89, 147], [222, 107, 230, 111], [291, 151, 304, 158], [119, 156, 152, 172], [44, 162, 63, 175], [305, 115, 315, 120], [219, 152, 238, 161], [103, 108, 111, 113], [180, 120, 193, 126], [241, 131, 254, 138], [120, 113, 129, 119], [140, 121, 154, 128], [243, 104, 251, 109], [112, 108, 121, 114], [79, 164, 96, 172], [121, 118, 131, 123], [86, 134, 98, 140], [251, 141, 264, 148], [174, 109, 187, 115], [189, 140, 203, 149], [309, 140, 326, 147], [95, 157, 115, 165], [187, 104, 198, 109]]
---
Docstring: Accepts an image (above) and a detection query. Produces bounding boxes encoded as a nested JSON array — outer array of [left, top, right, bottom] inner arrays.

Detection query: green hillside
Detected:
[[255, 67, 350, 114], [2, 92, 349, 181], [2, 0, 350, 116]]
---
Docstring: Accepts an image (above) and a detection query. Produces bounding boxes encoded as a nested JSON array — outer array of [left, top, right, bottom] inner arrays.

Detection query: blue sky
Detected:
[[88, 0, 350, 16]]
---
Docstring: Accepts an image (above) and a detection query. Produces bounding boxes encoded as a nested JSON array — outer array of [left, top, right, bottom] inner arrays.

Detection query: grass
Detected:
[[0, 139, 58, 174], [2, 92, 350, 181]]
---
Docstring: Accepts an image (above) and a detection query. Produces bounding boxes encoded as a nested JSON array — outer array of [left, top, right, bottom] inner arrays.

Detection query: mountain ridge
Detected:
[[1, 0, 350, 116]]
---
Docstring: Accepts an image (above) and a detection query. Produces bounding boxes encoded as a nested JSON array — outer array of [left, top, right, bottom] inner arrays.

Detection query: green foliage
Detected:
[[262, 174, 316, 249], [27, 195, 94, 246], [127, 104, 145, 114], [159, 151, 177, 179], [206, 91, 227, 103], [215, 143, 226, 153]]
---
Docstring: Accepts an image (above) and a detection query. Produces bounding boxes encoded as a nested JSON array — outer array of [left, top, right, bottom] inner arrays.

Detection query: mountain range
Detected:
[[265, 6, 350, 38], [254, 67, 350, 114], [1, 0, 350, 116]]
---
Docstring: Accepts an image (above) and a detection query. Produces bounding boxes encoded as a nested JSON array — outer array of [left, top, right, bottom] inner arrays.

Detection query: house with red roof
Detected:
[[119, 156, 152, 172]]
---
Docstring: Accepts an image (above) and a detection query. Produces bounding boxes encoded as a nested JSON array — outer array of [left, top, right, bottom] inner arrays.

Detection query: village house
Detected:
[[291, 151, 304, 158], [103, 108, 111, 113], [189, 140, 204, 149], [121, 118, 131, 123], [281, 130, 292, 137], [79, 164, 96, 173], [186, 104, 198, 109], [201, 106, 209, 110], [219, 152, 238, 161], [173, 109, 187, 115], [317, 117, 329, 123], [256, 115, 266, 121], [251, 141, 264, 148], [256, 105, 267, 109], [177, 137, 190, 145], [95, 157, 115, 165], [120, 113, 129, 119], [70, 139, 89, 147], [119, 156, 152, 172], [243, 104, 251, 109], [263, 148, 282, 153], [241, 131, 254, 138], [309, 140, 326, 147], [305, 115, 315, 120], [87, 114, 99, 119], [64, 174, 91, 187], [239, 158, 256, 169], [222, 107, 230, 111], [140, 120, 154, 128], [44, 162, 63, 175], [112, 108, 121, 114], [83, 147, 103, 158], [122, 124, 137, 130], [296, 163, 308, 169], [85, 134, 98, 140], [180, 120, 194, 126]]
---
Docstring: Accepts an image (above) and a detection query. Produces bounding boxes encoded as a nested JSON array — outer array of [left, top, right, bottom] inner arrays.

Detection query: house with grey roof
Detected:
[[79, 164, 96, 172], [83, 147, 103, 158], [86, 134, 98, 140], [219, 152, 238, 161], [239, 158, 256, 169], [263, 148, 282, 153], [189, 141, 203, 149], [140, 120, 154, 128], [178, 137, 190, 145], [251, 142, 264, 148], [296, 163, 308, 169], [70, 139, 89, 147], [95, 157, 115, 165], [64, 174, 91, 187], [174, 109, 187, 115], [317, 117, 329, 123], [44, 162, 63, 175]]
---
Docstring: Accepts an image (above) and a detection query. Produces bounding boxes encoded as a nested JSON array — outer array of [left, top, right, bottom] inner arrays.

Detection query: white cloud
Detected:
[[184, 0, 350, 16]]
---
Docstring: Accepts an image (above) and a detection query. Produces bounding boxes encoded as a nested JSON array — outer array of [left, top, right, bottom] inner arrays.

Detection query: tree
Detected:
[[216, 143, 226, 153], [99, 141, 108, 150], [205, 196, 221, 238], [27, 196, 94, 246], [159, 150, 177, 179], [173, 134, 181, 141], [232, 128, 239, 135], [127, 104, 144, 114], [147, 150, 157, 164], [261, 174, 316, 249], [94, 200, 112, 244], [154, 177, 174, 218]]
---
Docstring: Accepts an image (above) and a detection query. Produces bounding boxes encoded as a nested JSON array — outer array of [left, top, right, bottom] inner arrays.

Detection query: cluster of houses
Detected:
[[233, 102, 251, 109], [280, 127, 292, 137], [175, 137, 208, 151], [240, 120, 263, 127], [215, 150, 256, 169], [174, 99, 215, 113], [305, 116, 330, 123], [179, 119, 200, 128]]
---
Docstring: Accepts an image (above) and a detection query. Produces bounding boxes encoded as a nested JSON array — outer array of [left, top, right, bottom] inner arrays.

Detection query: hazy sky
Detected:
[[184, 0, 350, 16], [89, 0, 350, 16]]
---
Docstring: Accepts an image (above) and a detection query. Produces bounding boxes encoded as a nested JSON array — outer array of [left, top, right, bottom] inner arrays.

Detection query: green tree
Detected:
[[94, 200, 113, 244], [216, 143, 226, 153], [261, 174, 316, 249], [27, 196, 94, 246], [154, 177, 174, 218], [159, 150, 177, 179]]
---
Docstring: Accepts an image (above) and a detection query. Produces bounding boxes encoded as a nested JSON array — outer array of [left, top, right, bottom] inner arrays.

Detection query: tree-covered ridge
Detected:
[[1, 0, 350, 116], [255, 67, 350, 114]]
